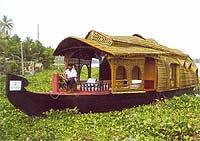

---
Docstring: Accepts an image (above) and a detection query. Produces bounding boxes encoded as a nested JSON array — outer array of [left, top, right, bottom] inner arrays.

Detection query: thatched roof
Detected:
[[54, 30, 187, 57]]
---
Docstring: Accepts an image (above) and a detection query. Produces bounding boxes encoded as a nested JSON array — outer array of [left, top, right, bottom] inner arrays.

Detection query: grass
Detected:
[[0, 68, 200, 140]]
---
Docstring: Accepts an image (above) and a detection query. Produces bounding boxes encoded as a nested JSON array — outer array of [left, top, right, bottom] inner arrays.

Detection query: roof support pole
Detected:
[[109, 59, 116, 92], [126, 66, 132, 86], [21, 42, 24, 75], [77, 58, 81, 82], [64, 51, 75, 69], [64, 54, 69, 69], [88, 62, 91, 78]]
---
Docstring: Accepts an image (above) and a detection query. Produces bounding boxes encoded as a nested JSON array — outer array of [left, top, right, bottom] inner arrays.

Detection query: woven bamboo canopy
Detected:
[[54, 30, 186, 57], [53, 30, 197, 69]]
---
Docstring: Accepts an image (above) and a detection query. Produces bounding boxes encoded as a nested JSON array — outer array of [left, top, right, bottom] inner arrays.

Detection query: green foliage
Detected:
[[26, 67, 57, 92], [0, 15, 55, 74], [41, 47, 55, 69], [80, 65, 99, 81], [0, 70, 200, 140]]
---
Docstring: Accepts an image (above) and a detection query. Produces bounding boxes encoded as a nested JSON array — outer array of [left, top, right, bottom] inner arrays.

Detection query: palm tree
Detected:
[[0, 15, 14, 36]]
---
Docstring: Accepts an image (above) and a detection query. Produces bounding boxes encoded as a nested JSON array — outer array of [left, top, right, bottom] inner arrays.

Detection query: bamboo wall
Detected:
[[179, 65, 197, 88], [108, 55, 198, 93], [157, 56, 198, 92], [157, 59, 169, 91]]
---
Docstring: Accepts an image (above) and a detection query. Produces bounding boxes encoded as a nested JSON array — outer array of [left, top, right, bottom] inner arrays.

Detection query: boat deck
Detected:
[[39, 88, 155, 96], [46, 90, 112, 96]]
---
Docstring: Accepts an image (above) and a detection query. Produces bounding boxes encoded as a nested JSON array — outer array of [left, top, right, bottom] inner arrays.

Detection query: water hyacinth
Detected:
[[0, 69, 200, 140]]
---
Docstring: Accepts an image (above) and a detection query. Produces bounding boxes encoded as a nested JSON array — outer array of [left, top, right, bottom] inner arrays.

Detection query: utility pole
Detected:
[[21, 42, 24, 75], [37, 24, 40, 41]]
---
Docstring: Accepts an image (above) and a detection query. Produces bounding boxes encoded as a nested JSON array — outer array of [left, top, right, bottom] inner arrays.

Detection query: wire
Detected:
[[50, 93, 60, 100]]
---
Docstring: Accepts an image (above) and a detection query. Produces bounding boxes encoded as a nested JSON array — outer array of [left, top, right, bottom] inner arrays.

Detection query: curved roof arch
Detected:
[[53, 37, 112, 56], [54, 37, 167, 57], [53, 30, 188, 58]]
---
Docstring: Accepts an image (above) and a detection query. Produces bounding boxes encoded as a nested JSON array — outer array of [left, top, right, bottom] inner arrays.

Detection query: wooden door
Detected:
[[144, 58, 156, 90]]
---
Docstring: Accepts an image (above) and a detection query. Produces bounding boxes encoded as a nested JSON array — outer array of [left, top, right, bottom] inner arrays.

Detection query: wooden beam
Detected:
[[88, 62, 92, 78]]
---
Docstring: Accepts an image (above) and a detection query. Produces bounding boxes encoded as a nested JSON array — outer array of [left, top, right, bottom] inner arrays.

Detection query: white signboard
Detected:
[[9, 80, 22, 91]]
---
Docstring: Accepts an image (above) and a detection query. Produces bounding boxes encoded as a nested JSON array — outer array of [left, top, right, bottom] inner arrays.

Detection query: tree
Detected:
[[0, 15, 14, 37], [0, 38, 7, 73], [0, 39, 5, 54], [41, 47, 55, 68], [0, 39, 6, 62]]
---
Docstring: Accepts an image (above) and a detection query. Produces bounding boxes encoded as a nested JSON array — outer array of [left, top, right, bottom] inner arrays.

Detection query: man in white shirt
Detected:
[[64, 64, 77, 91]]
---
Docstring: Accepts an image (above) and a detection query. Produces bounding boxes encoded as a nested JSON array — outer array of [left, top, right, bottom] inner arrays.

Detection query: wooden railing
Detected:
[[80, 80, 111, 92]]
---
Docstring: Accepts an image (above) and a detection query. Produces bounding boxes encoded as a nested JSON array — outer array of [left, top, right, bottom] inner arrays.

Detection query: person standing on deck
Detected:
[[64, 64, 77, 92]]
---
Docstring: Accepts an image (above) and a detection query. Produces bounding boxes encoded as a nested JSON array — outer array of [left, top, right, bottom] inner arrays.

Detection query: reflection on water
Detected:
[[196, 63, 200, 75]]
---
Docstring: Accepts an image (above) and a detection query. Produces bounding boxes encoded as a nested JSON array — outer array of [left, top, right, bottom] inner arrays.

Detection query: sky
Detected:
[[0, 0, 200, 58]]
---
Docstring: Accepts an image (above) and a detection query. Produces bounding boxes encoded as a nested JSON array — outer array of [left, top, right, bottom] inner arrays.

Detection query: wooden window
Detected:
[[132, 66, 141, 80], [116, 66, 126, 80], [196, 69, 199, 83], [170, 63, 179, 88], [183, 62, 186, 68], [171, 64, 176, 80], [188, 63, 192, 70]]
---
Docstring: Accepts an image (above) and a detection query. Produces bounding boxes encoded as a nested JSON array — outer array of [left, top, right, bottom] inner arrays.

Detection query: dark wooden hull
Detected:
[[6, 74, 193, 116]]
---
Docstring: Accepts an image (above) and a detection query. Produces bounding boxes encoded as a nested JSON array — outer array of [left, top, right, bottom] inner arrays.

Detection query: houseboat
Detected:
[[6, 30, 199, 116]]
